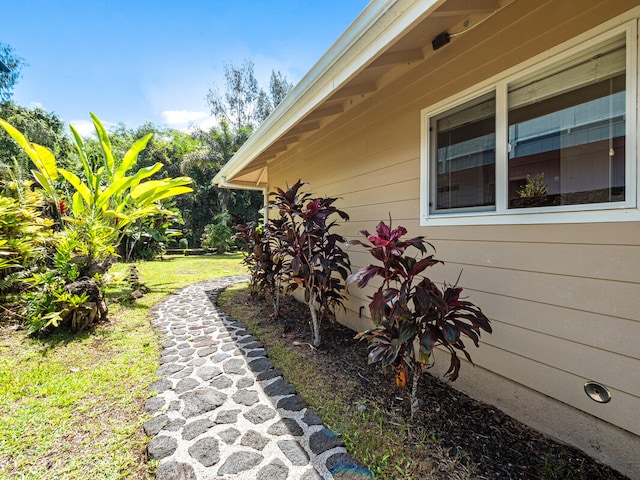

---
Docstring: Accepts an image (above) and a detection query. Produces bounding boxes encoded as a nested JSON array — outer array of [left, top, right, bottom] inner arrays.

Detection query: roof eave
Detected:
[[213, 0, 443, 187]]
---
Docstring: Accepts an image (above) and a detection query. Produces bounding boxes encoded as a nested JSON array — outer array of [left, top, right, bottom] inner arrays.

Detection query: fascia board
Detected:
[[214, 0, 443, 185]]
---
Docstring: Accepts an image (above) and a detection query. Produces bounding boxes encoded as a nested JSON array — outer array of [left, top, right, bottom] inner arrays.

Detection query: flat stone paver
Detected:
[[146, 276, 374, 480]]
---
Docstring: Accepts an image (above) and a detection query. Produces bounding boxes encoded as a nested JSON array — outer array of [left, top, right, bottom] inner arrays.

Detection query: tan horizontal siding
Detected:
[[459, 343, 640, 437], [265, 0, 640, 437], [464, 291, 639, 360], [482, 320, 640, 398], [450, 266, 637, 321], [432, 241, 639, 283]]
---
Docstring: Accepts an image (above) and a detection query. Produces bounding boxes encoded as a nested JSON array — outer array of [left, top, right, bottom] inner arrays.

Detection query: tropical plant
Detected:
[[21, 225, 109, 334], [0, 179, 52, 319], [0, 113, 193, 333], [234, 220, 284, 315], [0, 114, 193, 260], [269, 180, 351, 347], [347, 219, 492, 419], [201, 212, 234, 253]]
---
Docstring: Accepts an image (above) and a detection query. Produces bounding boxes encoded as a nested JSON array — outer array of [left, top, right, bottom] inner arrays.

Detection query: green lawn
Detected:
[[0, 254, 246, 480]]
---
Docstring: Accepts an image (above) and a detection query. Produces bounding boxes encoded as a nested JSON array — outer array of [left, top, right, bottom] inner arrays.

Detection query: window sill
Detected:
[[421, 206, 640, 226]]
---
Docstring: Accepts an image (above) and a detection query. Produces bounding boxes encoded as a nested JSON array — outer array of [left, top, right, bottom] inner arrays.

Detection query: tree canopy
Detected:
[[0, 43, 25, 102], [206, 60, 293, 132], [180, 60, 293, 243]]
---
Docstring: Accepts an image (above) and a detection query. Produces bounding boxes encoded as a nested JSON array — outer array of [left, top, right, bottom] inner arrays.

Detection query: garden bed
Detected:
[[220, 287, 628, 480]]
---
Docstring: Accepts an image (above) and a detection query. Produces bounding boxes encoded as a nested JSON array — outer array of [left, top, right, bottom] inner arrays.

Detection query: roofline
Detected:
[[213, 0, 443, 186]]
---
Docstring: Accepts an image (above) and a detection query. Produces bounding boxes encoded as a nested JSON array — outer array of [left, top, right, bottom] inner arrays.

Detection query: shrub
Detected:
[[201, 213, 234, 253], [0, 114, 193, 333], [0, 180, 53, 319], [348, 220, 491, 418], [234, 220, 284, 314], [268, 180, 351, 347]]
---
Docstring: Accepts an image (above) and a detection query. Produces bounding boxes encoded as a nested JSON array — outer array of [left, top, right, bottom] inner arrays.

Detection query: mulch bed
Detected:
[[229, 291, 628, 480]]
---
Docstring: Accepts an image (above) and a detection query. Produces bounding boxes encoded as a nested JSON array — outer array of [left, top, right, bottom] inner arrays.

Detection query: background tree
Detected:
[[206, 60, 260, 132], [0, 43, 25, 102], [180, 61, 293, 246], [256, 70, 293, 123]]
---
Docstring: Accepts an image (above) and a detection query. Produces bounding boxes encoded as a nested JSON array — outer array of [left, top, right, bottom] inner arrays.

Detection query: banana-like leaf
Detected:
[[31, 170, 57, 200], [105, 164, 168, 211], [58, 168, 92, 206], [90, 113, 115, 177], [102, 209, 133, 228], [140, 186, 193, 205], [0, 118, 39, 162], [69, 123, 95, 185], [129, 179, 166, 200], [128, 162, 164, 191], [31, 144, 59, 180], [71, 191, 85, 217], [0, 119, 58, 182], [127, 206, 169, 219], [130, 177, 192, 202], [95, 177, 130, 210], [116, 133, 153, 180]]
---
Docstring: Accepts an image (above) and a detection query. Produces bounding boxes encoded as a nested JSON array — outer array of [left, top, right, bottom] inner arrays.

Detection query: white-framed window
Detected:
[[420, 20, 638, 225]]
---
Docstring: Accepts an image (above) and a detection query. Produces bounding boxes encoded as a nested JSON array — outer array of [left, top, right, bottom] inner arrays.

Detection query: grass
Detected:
[[0, 253, 246, 480], [218, 283, 472, 480]]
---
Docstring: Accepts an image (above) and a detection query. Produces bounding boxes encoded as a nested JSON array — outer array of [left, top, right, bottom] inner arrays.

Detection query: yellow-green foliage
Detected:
[[0, 182, 53, 271]]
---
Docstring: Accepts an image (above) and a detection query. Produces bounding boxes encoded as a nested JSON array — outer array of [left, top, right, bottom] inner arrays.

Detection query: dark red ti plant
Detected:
[[233, 221, 285, 315], [269, 180, 351, 347], [347, 220, 491, 419]]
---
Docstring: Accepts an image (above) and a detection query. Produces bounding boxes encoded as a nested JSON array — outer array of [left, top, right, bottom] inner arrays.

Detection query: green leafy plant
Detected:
[[0, 114, 193, 250], [21, 222, 111, 334], [269, 180, 351, 347], [0, 114, 194, 333], [0, 179, 53, 319], [201, 212, 234, 253], [348, 220, 491, 418], [518, 172, 548, 198]]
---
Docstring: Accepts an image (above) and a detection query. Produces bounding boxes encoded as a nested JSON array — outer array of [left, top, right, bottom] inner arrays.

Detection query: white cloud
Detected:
[[161, 110, 217, 132], [68, 118, 117, 138], [197, 116, 218, 131], [29, 101, 44, 110], [68, 119, 95, 137], [162, 110, 209, 125]]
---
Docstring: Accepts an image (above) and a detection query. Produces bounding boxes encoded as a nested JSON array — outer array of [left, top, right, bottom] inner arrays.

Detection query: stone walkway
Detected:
[[143, 276, 374, 480]]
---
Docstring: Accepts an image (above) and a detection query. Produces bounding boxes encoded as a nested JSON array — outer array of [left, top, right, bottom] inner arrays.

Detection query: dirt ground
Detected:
[[227, 290, 628, 480]]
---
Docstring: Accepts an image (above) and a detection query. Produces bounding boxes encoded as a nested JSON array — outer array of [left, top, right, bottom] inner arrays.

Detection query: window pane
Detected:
[[508, 38, 626, 209], [432, 93, 495, 211]]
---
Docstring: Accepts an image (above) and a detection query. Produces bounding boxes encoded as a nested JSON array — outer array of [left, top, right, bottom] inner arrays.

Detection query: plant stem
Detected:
[[273, 284, 281, 317], [411, 369, 421, 420], [309, 293, 321, 348]]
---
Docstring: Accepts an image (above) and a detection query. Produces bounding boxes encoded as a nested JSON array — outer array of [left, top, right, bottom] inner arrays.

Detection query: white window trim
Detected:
[[420, 18, 639, 226]]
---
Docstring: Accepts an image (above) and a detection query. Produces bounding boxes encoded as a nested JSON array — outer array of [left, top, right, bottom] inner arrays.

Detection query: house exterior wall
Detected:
[[265, 1, 640, 476]]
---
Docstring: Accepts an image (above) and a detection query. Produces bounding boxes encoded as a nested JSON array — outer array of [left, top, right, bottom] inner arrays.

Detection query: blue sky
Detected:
[[3, 1, 369, 135]]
